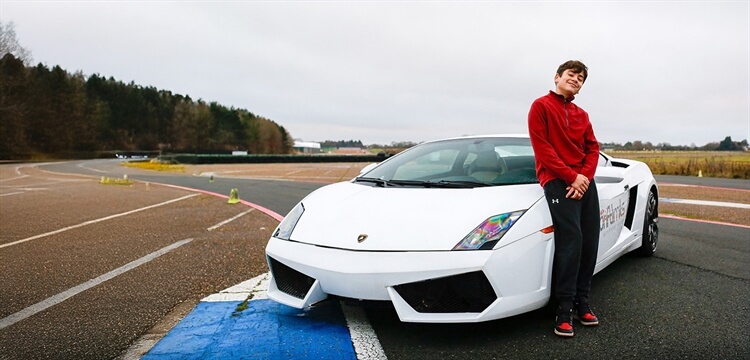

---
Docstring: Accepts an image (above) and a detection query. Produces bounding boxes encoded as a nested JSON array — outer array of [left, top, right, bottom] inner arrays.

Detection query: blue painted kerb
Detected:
[[143, 299, 357, 359]]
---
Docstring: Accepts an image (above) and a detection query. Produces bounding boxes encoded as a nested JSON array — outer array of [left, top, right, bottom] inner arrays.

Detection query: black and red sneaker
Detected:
[[554, 307, 574, 337], [574, 302, 599, 326]]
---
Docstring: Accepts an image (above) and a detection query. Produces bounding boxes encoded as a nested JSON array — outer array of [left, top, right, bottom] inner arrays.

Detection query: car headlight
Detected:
[[452, 210, 526, 250], [273, 202, 305, 240]]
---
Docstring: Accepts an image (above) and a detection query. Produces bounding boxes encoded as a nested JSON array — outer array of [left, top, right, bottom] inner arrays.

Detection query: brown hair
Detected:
[[556, 60, 588, 83]]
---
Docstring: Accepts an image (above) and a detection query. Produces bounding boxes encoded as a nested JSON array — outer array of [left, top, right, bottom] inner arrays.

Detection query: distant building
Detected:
[[332, 147, 369, 154], [293, 140, 321, 154]]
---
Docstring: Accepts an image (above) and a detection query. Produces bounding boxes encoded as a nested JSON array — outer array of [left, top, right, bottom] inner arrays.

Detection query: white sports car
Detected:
[[265, 134, 659, 323]]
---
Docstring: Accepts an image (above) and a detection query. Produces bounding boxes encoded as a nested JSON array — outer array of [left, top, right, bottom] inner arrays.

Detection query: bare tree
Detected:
[[0, 21, 33, 66]]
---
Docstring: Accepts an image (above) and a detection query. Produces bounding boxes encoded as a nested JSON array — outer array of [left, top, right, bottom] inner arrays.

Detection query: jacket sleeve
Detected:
[[528, 100, 578, 185], [580, 117, 600, 181]]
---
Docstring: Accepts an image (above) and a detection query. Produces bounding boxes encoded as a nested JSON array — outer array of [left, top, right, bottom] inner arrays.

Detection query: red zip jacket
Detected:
[[528, 91, 600, 187]]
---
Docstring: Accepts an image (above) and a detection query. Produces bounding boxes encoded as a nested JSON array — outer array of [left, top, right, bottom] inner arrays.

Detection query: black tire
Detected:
[[638, 189, 659, 256]]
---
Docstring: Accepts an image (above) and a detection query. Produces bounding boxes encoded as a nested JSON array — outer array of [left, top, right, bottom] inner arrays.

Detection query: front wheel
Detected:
[[638, 189, 659, 257]]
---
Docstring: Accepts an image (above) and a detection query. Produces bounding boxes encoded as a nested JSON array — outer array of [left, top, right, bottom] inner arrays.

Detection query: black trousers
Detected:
[[543, 179, 600, 307]]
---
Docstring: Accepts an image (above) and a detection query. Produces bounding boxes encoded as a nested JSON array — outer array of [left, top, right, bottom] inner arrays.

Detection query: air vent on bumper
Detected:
[[393, 271, 497, 313], [267, 256, 315, 299]]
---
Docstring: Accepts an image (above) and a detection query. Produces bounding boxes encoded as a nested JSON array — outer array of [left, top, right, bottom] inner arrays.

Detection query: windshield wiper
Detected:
[[355, 178, 491, 188], [433, 180, 491, 188], [354, 176, 393, 187], [388, 179, 491, 188]]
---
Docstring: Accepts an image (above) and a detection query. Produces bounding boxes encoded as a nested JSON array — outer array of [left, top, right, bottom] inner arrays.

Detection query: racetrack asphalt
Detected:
[[0, 164, 278, 359]]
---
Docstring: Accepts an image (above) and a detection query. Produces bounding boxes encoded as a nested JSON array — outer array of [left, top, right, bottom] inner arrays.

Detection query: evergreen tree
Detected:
[[718, 136, 738, 151]]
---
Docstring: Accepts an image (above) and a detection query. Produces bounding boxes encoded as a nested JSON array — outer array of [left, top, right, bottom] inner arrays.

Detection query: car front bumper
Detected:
[[265, 232, 553, 323]]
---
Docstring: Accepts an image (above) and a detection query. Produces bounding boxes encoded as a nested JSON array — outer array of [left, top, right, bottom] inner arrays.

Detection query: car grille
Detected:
[[393, 271, 497, 313], [267, 256, 315, 299]]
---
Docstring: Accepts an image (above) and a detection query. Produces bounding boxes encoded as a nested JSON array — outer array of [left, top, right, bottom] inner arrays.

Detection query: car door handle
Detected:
[[624, 184, 629, 191]]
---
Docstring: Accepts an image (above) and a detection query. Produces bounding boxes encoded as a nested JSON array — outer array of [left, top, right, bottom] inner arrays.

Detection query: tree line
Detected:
[[319, 140, 364, 148], [0, 53, 293, 160], [602, 136, 748, 151]]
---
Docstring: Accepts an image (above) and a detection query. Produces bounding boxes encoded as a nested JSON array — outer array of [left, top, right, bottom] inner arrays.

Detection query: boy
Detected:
[[527, 60, 601, 337]]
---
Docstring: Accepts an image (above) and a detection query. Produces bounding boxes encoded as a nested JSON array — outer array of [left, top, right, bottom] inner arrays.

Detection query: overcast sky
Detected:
[[2, 1, 748, 146]]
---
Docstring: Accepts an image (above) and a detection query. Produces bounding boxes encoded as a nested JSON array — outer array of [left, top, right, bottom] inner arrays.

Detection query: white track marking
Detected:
[[207, 209, 255, 231], [0, 174, 28, 182], [0, 187, 48, 191], [659, 182, 750, 193], [661, 197, 750, 209], [202, 273, 269, 302], [661, 214, 750, 229], [22, 178, 88, 186], [0, 238, 194, 330], [342, 301, 388, 360], [77, 162, 108, 173], [0, 194, 199, 249], [11, 163, 54, 176], [0, 192, 24, 197]]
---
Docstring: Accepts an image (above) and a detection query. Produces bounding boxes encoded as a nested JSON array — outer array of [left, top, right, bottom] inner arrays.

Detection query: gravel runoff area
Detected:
[[185, 162, 750, 227]]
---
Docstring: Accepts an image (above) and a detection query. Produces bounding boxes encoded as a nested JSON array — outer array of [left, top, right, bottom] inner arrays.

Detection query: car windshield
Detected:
[[357, 137, 538, 187]]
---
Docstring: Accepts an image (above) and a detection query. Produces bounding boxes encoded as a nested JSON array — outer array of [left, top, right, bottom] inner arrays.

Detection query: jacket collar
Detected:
[[548, 90, 575, 103]]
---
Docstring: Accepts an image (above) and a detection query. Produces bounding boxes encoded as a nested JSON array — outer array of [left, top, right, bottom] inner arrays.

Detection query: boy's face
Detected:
[[554, 69, 585, 98]]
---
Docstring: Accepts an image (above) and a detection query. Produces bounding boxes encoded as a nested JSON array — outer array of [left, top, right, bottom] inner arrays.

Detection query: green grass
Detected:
[[607, 150, 750, 179], [233, 298, 250, 316]]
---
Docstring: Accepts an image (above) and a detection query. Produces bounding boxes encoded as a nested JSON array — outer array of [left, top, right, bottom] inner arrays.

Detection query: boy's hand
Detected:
[[566, 174, 589, 200]]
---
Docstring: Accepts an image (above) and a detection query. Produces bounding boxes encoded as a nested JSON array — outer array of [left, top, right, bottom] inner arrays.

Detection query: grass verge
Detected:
[[121, 159, 185, 172], [99, 176, 134, 185], [608, 151, 750, 179]]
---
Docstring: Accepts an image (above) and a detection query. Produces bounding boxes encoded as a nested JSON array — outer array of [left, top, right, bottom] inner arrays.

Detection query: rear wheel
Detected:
[[638, 189, 659, 256]]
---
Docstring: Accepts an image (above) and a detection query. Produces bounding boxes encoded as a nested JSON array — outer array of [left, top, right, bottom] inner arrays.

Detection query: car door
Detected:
[[594, 157, 631, 263]]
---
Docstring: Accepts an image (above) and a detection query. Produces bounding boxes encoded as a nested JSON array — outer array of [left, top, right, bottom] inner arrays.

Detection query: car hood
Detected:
[[287, 181, 544, 251]]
